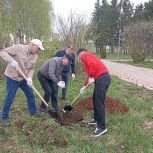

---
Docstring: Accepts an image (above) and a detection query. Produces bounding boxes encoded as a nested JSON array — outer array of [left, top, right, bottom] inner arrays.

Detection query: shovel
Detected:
[[17, 67, 63, 123], [63, 83, 89, 113]]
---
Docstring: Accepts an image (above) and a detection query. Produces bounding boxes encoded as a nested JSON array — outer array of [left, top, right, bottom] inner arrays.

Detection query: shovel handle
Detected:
[[17, 67, 49, 107], [71, 83, 90, 105]]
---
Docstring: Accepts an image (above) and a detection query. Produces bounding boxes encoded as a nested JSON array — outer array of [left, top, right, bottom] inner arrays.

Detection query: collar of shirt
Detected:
[[26, 50, 33, 58]]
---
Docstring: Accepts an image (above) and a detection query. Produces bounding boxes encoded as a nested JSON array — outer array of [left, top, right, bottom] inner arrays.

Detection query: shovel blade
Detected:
[[63, 105, 73, 113]]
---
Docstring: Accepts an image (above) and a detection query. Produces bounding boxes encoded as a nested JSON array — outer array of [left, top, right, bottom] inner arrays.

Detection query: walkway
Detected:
[[103, 60, 153, 90]]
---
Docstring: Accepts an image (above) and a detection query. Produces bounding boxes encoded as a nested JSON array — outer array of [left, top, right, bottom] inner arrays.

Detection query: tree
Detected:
[[122, 0, 133, 26], [109, 0, 120, 52], [91, 0, 101, 45], [143, 0, 153, 20], [0, 0, 53, 46], [133, 4, 144, 21], [123, 21, 153, 62], [56, 11, 90, 52]]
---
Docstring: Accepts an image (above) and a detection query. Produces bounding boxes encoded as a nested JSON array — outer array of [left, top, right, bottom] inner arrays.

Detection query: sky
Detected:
[[52, 0, 150, 20]]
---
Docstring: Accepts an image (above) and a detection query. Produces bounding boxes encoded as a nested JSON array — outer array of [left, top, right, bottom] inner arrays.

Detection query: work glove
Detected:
[[57, 81, 65, 88], [27, 78, 33, 87], [80, 86, 87, 95], [10, 60, 19, 70], [89, 76, 94, 84], [72, 73, 75, 80]]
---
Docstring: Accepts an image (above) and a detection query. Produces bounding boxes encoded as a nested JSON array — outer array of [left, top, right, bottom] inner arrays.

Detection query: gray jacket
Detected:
[[40, 57, 63, 83]]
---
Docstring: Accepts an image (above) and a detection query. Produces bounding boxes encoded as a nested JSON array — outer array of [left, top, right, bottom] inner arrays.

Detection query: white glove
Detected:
[[80, 86, 87, 95], [57, 81, 65, 88], [89, 77, 94, 84], [27, 78, 33, 87], [10, 60, 18, 69], [72, 73, 75, 80]]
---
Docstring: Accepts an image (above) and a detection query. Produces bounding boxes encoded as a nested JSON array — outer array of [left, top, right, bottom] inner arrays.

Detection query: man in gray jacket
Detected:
[[38, 55, 71, 113]]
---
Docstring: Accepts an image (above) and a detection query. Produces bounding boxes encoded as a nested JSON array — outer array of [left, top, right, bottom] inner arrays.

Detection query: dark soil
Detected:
[[73, 96, 129, 114], [0, 127, 5, 135], [59, 111, 84, 126], [53, 96, 128, 125], [14, 120, 25, 128], [0, 140, 16, 149]]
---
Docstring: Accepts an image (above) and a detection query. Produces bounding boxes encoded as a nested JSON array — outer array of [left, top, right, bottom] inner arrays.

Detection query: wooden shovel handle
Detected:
[[17, 67, 49, 107], [71, 83, 90, 105]]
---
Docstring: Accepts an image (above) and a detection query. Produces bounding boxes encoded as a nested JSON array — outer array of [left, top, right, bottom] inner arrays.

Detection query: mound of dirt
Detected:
[[73, 96, 129, 114], [0, 127, 5, 135], [14, 120, 25, 128], [59, 111, 84, 126], [53, 96, 128, 125], [0, 140, 16, 149]]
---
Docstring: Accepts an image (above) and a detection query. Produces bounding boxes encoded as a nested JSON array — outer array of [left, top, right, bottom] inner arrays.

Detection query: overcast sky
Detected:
[[52, 0, 149, 20]]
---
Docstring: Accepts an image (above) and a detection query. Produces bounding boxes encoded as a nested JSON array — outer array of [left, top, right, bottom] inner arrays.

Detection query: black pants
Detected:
[[37, 71, 59, 112], [93, 72, 111, 129], [61, 72, 69, 100]]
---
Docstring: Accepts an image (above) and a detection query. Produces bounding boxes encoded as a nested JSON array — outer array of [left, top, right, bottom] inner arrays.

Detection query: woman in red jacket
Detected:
[[78, 48, 111, 137]]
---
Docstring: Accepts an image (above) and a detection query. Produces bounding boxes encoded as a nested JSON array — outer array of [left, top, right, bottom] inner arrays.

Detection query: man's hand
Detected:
[[72, 73, 75, 80], [57, 81, 65, 88], [89, 77, 94, 84], [10, 60, 18, 69], [80, 86, 87, 95], [27, 78, 33, 87]]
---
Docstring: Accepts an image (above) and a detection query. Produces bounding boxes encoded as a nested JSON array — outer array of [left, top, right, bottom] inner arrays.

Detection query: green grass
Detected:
[[0, 51, 153, 153], [106, 53, 132, 60], [118, 61, 153, 69]]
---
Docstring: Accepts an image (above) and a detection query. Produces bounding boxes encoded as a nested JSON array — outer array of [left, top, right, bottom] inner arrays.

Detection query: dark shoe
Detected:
[[88, 119, 97, 126], [39, 107, 48, 113], [91, 128, 107, 137], [0, 118, 10, 126], [30, 112, 41, 117]]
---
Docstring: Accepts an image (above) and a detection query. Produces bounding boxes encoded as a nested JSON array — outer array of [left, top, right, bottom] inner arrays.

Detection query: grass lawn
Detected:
[[0, 51, 153, 153], [106, 53, 132, 60], [118, 61, 153, 69], [106, 53, 153, 69]]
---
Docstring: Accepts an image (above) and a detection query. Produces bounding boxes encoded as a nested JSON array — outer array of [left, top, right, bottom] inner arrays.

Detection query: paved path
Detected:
[[103, 60, 153, 90]]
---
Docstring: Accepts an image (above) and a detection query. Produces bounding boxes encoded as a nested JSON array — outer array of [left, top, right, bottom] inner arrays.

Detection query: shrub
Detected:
[[100, 48, 107, 59]]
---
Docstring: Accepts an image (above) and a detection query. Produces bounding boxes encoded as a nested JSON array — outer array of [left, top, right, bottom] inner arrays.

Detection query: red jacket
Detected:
[[80, 52, 108, 84]]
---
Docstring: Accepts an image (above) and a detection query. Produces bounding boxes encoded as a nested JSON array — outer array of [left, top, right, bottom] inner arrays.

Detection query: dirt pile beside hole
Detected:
[[0, 127, 5, 135], [59, 111, 84, 126], [0, 140, 16, 149], [74, 96, 129, 114], [14, 120, 25, 128]]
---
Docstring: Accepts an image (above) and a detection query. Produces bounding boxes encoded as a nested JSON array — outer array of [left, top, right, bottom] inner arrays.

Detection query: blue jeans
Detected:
[[38, 71, 59, 112], [61, 72, 69, 100], [1, 77, 36, 120]]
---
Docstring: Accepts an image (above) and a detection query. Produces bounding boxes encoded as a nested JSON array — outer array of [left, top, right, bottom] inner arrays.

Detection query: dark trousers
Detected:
[[37, 71, 59, 112], [93, 72, 111, 129], [1, 77, 36, 120], [61, 72, 69, 100]]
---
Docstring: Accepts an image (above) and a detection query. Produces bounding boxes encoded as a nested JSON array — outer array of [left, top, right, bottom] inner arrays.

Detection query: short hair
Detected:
[[63, 54, 72, 63], [77, 48, 87, 55], [67, 45, 73, 49]]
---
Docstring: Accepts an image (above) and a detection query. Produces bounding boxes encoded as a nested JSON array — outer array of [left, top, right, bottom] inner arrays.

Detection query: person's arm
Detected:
[[0, 45, 18, 63], [48, 60, 59, 83], [84, 56, 97, 85], [71, 53, 75, 74], [55, 51, 60, 57]]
